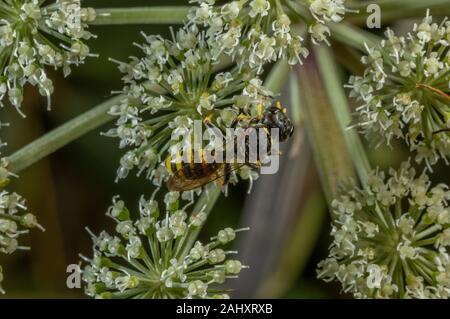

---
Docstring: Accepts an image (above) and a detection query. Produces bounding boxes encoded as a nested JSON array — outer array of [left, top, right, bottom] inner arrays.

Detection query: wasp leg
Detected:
[[249, 117, 260, 124], [214, 164, 231, 188], [231, 117, 239, 129], [247, 161, 262, 170], [231, 114, 252, 128], [230, 114, 245, 128], [223, 164, 231, 185], [204, 115, 216, 128]]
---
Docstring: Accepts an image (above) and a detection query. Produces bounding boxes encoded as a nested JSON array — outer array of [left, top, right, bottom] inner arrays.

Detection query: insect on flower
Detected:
[[165, 102, 294, 192], [106, 24, 276, 185]]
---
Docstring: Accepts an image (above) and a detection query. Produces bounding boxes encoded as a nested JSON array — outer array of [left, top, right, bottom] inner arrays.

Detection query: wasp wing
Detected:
[[166, 164, 246, 192]]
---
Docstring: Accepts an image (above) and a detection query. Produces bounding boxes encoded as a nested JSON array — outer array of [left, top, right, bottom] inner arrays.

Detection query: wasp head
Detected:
[[262, 106, 294, 142]]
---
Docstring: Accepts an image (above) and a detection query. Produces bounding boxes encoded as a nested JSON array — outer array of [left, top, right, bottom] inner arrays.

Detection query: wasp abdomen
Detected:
[[165, 153, 221, 180]]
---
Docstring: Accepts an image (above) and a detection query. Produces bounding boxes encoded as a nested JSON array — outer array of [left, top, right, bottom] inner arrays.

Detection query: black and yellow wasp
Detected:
[[165, 102, 294, 191]]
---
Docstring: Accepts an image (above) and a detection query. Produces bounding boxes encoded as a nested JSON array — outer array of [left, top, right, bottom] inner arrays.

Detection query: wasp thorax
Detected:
[[261, 106, 294, 142]]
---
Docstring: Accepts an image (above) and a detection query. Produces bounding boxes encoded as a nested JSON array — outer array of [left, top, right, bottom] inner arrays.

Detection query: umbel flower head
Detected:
[[317, 161, 450, 299], [0, 125, 43, 294], [348, 11, 450, 169], [188, 0, 353, 72], [81, 192, 248, 299], [0, 0, 96, 115], [105, 25, 272, 184]]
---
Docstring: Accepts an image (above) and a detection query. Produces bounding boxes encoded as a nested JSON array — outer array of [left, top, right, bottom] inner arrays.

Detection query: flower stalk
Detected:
[[346, 0, 450, 25], [329, 22, 381, 51], [314, 45, 371, 184], [6, 95, 122, 174], [295, 55, 357, 202], [91, 7, 190, 25]]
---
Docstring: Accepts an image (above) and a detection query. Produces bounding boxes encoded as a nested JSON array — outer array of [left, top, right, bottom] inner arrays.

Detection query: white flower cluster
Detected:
[[0, 123, 43, 294], [0, 0, 96, 115], [81, 193, 247, 299], [317, 161, 450, 299], [347, 11, 450, 169], [187, 0, 352, 72], [106, 25, 273, 183]]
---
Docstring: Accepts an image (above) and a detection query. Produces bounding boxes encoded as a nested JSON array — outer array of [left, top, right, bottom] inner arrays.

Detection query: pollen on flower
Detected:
[[80, 191, 248, 299], [317, 161, 450, 299], [0, 0, 96, 115], [348, 11, 450, 169]]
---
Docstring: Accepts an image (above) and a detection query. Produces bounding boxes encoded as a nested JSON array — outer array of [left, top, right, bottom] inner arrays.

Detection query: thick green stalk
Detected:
[[178, 184, 221, 259], [265, 60, 290, 95], [348, 0, 450, 10], [7, 95, 123, 173], [257, 190, 326, 298], [314, 45, 371, 184], [330, 23, 381, 51], [295, 57, 357, 202], [91, 7, 190, 25]]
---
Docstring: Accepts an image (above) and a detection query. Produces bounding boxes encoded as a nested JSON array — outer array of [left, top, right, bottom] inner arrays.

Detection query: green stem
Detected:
[[257, 191, 326, 298], [7, 95, 123, 174], [348, 0, 450, 10], [265, 59, 290, 95], [91, 7, 190, 25], [347, 0, 450, 25], [295, 58, 357, 202], [314, 45, 372, 185], [178, 184, 221, 260], [329, 23, 381, 52]]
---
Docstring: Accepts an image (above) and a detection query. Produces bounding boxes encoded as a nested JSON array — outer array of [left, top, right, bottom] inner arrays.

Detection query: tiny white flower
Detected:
[[81, 193, 247, 299], [0, 0, 96, 114], [189, 0, 350, 71], [108, 27, 273, 185], [0, 124, 43, 293], [350, 12, 450, 167], [318, 162, 450, 299]]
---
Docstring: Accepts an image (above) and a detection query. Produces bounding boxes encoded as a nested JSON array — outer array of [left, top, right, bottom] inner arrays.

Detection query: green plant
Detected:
[[1, 0, 450, 299]]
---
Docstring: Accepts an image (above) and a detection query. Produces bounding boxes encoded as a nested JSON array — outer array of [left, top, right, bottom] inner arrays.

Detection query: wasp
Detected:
[[165, 102, 294, 192]]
